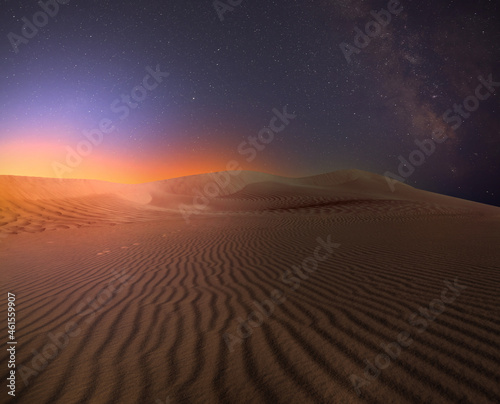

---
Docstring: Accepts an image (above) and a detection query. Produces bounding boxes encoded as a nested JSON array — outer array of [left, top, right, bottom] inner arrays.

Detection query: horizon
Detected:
[[1, 1, 499, 207], [0, 167, 371, 184], [2, 2, 500, 403], [2, 167, 500, 209]]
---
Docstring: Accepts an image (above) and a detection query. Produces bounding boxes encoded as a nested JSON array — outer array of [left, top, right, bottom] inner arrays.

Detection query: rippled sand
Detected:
[[1, 170, 499, 403]]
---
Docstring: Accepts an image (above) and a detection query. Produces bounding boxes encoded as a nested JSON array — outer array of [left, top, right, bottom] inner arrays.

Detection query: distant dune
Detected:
[[0, 169, 497, 236], [0, 170, 499, 404]]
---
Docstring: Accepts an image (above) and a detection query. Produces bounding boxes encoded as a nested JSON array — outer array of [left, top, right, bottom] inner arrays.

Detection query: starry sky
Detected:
[[0, 0, 499, 205]]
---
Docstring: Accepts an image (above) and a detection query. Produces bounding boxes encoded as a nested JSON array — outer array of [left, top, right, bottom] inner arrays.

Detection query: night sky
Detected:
[[0, 0, 499, 206]]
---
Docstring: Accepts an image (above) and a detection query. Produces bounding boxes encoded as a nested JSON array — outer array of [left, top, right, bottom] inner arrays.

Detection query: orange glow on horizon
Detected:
[[0, 138, 276, 184]]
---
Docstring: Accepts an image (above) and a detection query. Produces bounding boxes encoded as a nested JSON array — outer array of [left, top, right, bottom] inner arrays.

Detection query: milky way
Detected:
[[0, 0, 499, 205]]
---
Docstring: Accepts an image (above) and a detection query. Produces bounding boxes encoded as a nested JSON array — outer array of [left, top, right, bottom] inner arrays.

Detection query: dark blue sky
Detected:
[[0, 0, 499, 205]]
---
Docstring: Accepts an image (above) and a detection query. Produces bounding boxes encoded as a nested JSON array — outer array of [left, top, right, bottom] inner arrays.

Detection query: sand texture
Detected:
[[0, 170, 499, 404]]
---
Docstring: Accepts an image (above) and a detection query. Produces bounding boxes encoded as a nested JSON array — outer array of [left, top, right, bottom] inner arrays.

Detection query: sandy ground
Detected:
[[0, 170, 499, 404]]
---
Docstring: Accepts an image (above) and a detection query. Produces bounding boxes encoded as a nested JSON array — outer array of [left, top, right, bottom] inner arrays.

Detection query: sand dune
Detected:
[[0, 169, 496, 235], [0, 170, 499, 403]]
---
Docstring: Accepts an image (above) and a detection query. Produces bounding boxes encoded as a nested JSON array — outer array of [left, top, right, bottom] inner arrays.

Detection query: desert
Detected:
[[0, 170, 499, 403]]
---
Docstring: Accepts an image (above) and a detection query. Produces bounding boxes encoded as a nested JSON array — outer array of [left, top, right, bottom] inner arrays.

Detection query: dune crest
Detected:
[[0, 170, 498, 236], [1, 170, 499, 403]]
